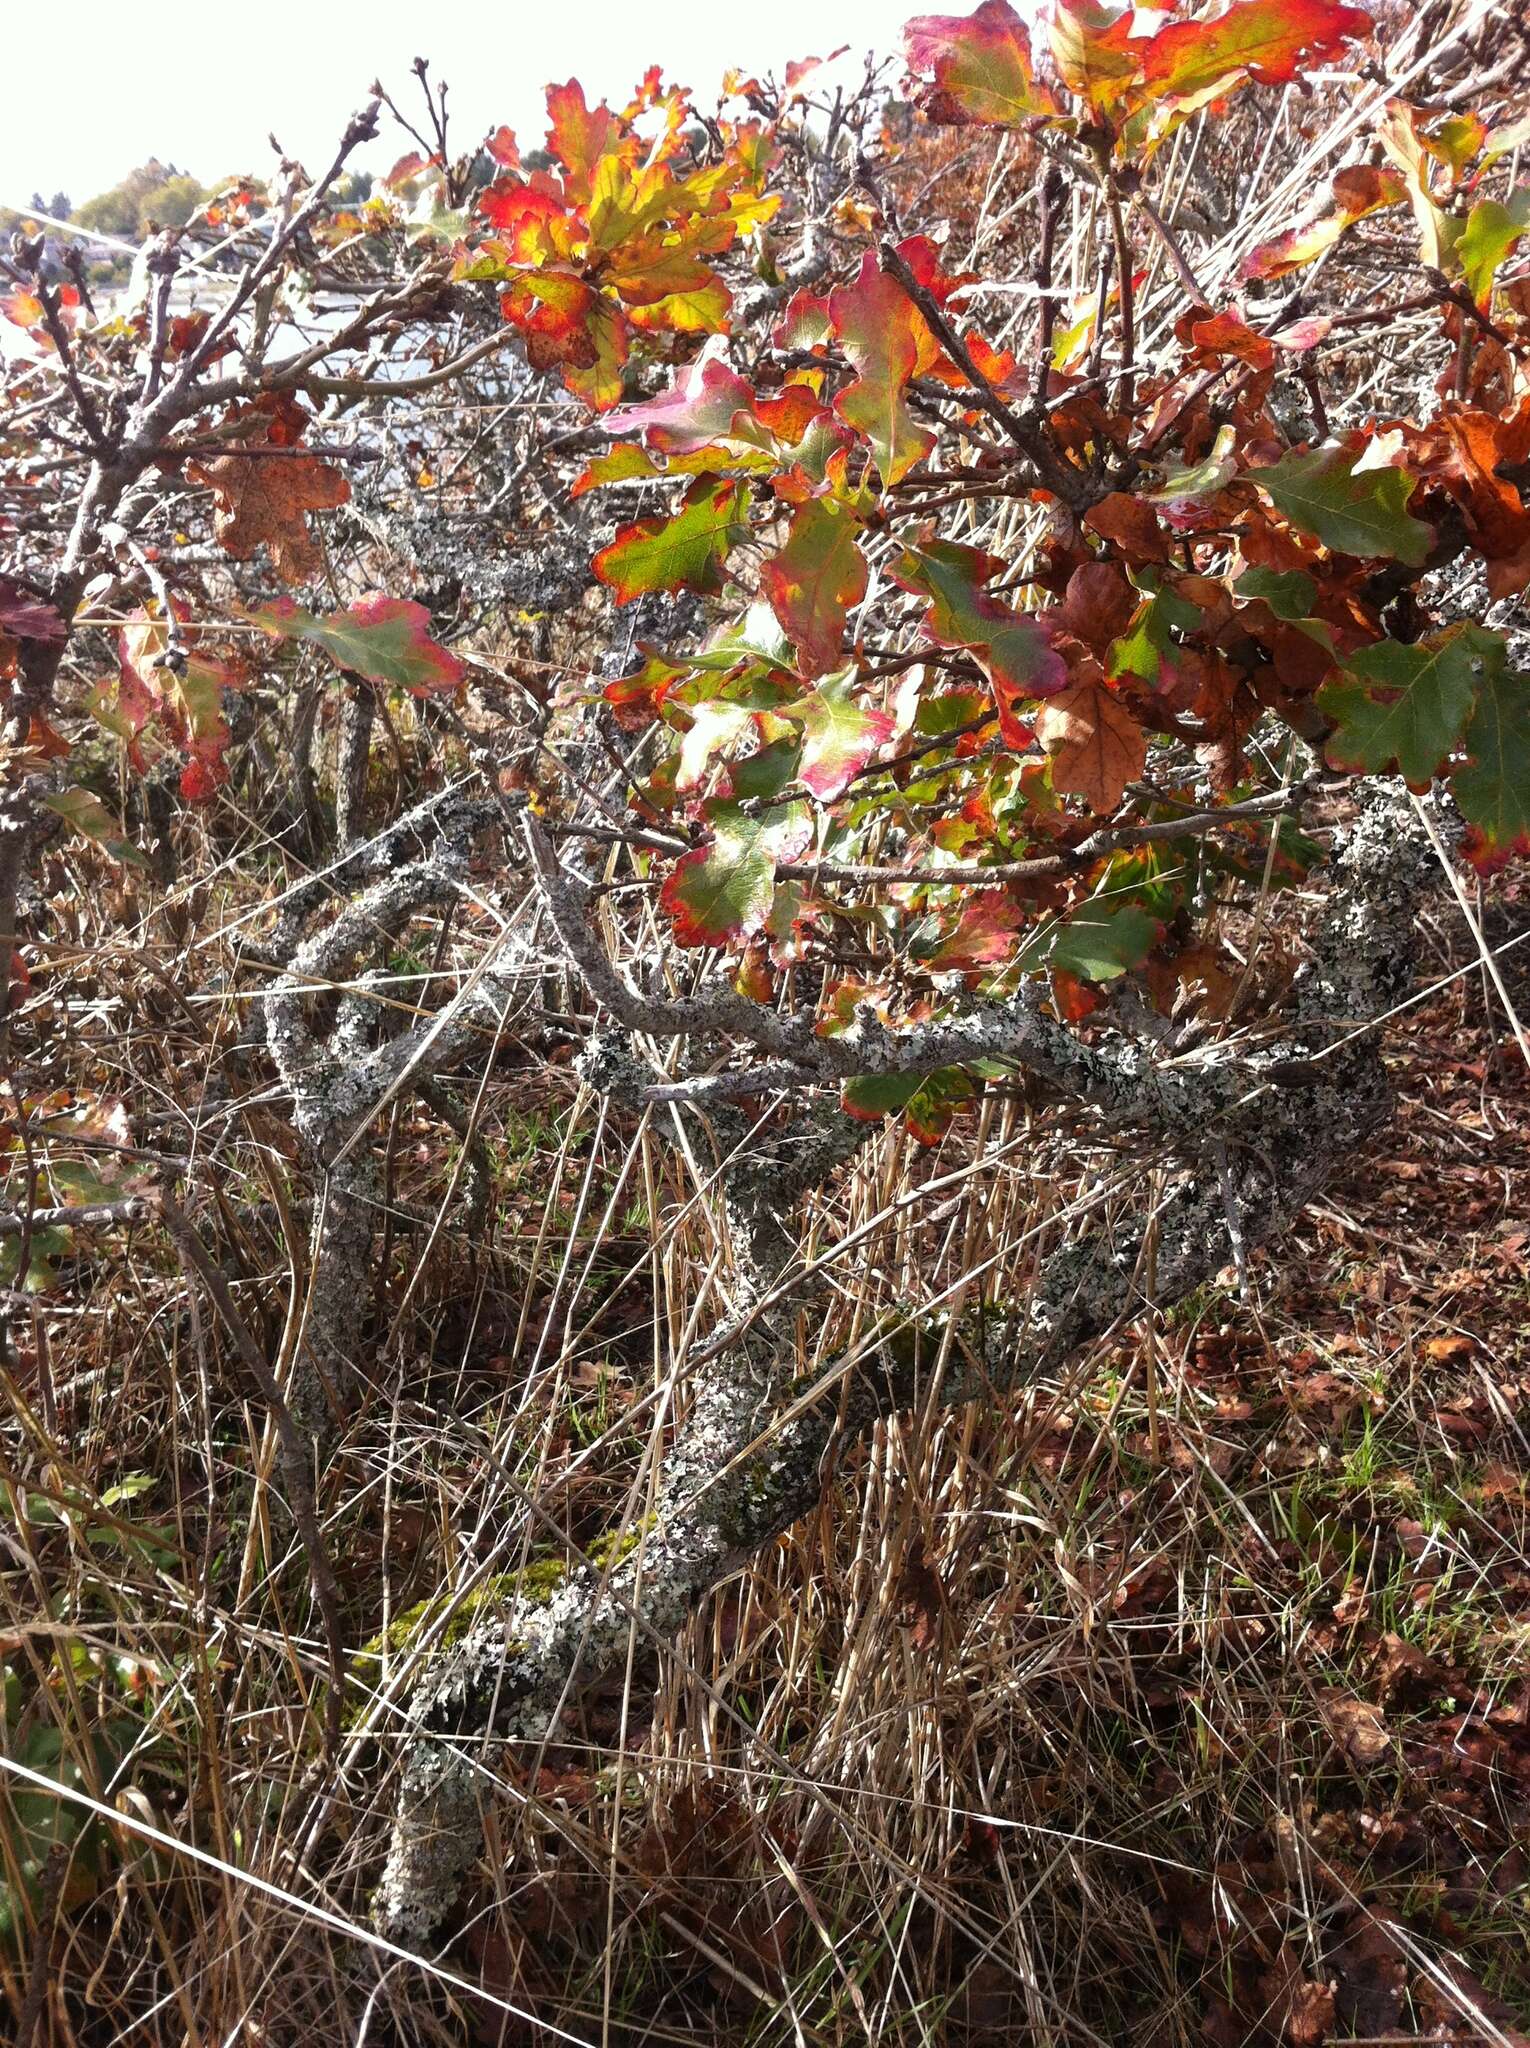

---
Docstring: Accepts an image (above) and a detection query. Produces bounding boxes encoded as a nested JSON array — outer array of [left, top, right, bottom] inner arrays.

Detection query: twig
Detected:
[[158, 1192, 348, 1756], [0, 1198, 149, 1235], [16, 1841, 69, 2048], [1129, 179, 1211, 308], [1034, 162, 1067, 399], [1103, 159, 1136, 409]]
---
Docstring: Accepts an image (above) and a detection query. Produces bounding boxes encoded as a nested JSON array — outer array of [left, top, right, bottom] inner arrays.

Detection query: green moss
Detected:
[[343, 1561, 567, 1721], [587, 1523, 646, 1570]]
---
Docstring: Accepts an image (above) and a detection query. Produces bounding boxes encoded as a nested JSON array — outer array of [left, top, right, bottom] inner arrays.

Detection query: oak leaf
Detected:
[[902, 0, 1060, 125], [1138, 0, 1373, 105], [594, 478, 751, 603], [1253, 443, 1432, 565], [761, 500, 868, 677], [1035, 675, 1146, 813], [828, 252, 937, 485], [188, 412, 350, 587], [660, 801, 811, 947], [255, 593, 464, 696]]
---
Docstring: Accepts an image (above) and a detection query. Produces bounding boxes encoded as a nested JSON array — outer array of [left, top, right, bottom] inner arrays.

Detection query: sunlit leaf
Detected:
[[902, 0, 1060, 125], [1253, 444, 1432, 565], [660, 801, 811, 946], [256, 593, 464, 695], [761, 500, 868, 676], [593, 478, 752, 602], [828, 252, 937, 485]]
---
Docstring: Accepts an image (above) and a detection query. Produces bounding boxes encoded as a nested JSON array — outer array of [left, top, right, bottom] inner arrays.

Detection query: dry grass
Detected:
[[2, 753, 1526, 2043]]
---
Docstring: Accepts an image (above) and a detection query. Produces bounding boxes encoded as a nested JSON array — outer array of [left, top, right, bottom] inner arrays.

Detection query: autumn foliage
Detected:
[[2, 0, 1529, 2038], [6, 0, 1529, 1155]]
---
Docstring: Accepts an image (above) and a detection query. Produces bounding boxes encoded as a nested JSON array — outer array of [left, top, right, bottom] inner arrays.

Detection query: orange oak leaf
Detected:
[[188, 406, 350, 586], [1138, 0, 1373, 105], [1242, 165, 1405, 279], [1036, 675, 1146, 813]]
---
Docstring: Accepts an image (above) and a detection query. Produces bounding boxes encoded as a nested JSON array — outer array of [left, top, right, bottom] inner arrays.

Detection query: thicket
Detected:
[[1, 2, 1527, 2040]]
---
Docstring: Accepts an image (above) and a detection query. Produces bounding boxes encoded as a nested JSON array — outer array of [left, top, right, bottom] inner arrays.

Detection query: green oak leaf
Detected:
[[1454, 664, 1530, 870], [1235, 567, 1318, 620], [1318, 624, 1505, 786], [1108, 579, 1203, 687], [593, 478, 751, 603], [841, 1065, 973, 1145], [659, 800, 811, 947], [1253, 445, 1433, 566], [1460, 188, 1530, 307], [42, 787, 147, 869], [1016, 902, 1160, 981]]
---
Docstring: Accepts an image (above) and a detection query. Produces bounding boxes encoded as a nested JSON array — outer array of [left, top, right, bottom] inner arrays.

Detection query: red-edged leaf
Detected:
[[661, 801, 811, 947], [545, 81, 618, 187], [893, 540, 1066, 741], [601, 349, 753, 453], [1138, 0, 1373, 105], [842, 1065, 973, 1145], [931, 890, 1026, 969], [499, 270, 601, 366], [902, 0, 1061, 124], [1242, 165, 1406, 279], [593, 478, 752, 603], [828, 251, 938, 485], [256, 593, 464, 695], [761, 500, 868, 677], [773, 287, 832, 351], [117, 606, 239, 798], [675, 700, 754, 794], [1318, 624, 1496, 787], [785, 672, 895, 799], [571, 444, 660, 497], [1454, 663, 1530, 872]]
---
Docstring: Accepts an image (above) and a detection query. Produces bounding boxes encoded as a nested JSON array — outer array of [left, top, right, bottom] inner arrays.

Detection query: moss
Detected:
[[346, 1529, 648, 1722], [343, 1559, 571, 1723], [587, 1522, 647, 1570]]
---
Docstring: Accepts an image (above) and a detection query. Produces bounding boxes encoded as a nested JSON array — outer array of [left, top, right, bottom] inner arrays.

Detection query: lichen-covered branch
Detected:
[[374, 788, 1436, 1944], [264, 792, 502, 1428], [524, 808, 1346, 1160]]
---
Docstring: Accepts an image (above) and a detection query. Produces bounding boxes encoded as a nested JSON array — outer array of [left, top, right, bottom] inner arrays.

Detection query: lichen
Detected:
[[345, 1560, 571, 1724]]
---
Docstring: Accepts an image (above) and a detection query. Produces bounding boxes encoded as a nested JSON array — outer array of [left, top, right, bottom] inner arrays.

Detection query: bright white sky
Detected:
[[3, 0, 920, 214]]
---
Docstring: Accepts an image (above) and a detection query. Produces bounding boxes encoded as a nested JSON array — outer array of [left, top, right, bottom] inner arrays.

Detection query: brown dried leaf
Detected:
[[1323, 1692, 1392, 1765], [1036, 675, 1147, 814], [188, 408, 350, 585]]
